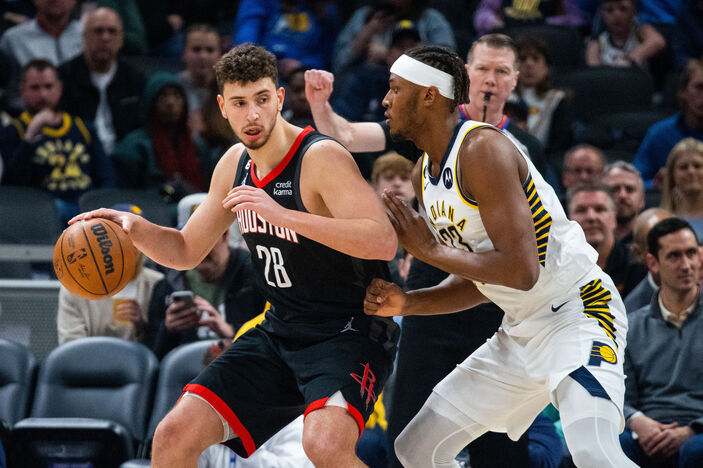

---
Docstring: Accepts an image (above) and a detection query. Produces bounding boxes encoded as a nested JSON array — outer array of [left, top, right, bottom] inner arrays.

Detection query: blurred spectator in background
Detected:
[[473, 0, 586, 36], [370, 151, 414, 286], [603, 161, 646, 244], [111, 72, 213, 202], [1, 0, 35, 36], [58, 7, 145, 156], [0, 59, 114, 222], [194, 79, 237, 164], [281, 66, 314, 128], [180, 24, 221, 118], [585, 0, 665, 68], [621, 217, 703, 468], [561, 144, 605, 198], [57, 203, 163, 344], [634, 58, 703, 190], [568, 183, 643, 295], [145, 194, 265, 359], [461, 34, 556, 188], [624, 207, 672, 312], [87, 0, 147, 55], [672, 0, 703, 71], [333, 20, 421, 124], [232, 0, 341, 77], [513, 35, 573, 154], [332, 0, 455, 80], [136, 0, 185, 59], [660, 138, 703, 238], [0, 0, 83, 112]]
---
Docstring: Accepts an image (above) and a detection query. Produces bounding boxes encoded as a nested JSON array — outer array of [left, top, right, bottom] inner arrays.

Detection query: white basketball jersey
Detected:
[[420, 120, 598, 324]]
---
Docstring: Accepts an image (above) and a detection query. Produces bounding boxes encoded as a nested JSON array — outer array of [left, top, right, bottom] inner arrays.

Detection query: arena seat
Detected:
[[8, 337, 159, 467], [503, 24, 584, 72], [0, 339, 36, 429]]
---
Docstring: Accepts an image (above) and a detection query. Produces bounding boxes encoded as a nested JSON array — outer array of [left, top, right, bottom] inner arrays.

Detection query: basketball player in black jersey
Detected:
[[72, 43, 399, 468]]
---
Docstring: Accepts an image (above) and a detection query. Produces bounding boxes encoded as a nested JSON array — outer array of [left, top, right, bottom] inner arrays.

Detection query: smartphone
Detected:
[[167, 290, 195, 308]]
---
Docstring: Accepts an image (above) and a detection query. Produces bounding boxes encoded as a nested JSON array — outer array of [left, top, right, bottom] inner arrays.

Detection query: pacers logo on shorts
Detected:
[[588, 341, 617, 367]]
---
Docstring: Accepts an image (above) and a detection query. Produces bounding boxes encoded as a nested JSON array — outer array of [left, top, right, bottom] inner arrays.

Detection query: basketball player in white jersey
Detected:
[[364, 45, 638, 467]]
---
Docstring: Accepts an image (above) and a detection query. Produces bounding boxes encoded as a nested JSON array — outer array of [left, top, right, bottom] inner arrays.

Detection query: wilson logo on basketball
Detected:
[[90, 223, 115, 274]]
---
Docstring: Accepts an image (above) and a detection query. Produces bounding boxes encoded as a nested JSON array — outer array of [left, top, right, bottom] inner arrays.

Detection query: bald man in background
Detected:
[[624, 208, 673, 312], [58, 7, 145, 155]]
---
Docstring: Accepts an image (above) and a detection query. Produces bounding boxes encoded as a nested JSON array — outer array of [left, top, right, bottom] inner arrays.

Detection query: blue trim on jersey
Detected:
[[569, 366, 611, 400], [427, 122, 464, 187]]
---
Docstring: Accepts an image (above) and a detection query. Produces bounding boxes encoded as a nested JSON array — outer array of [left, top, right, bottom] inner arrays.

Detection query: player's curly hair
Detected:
[[405, 45, 468, 112], [214, 43, 278, 92]]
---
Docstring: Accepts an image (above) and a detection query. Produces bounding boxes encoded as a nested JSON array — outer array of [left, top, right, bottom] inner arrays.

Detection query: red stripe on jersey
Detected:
[[183, 383, 257, 456], [250, 126, 314, 188], [304, 397, 365, 438]]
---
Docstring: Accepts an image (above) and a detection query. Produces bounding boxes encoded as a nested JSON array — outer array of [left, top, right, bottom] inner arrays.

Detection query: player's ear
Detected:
[[423, 86, 439, 106], [277, 86, 285, 112], [645, 252, 659, 275], [217, 94, 227, 119]]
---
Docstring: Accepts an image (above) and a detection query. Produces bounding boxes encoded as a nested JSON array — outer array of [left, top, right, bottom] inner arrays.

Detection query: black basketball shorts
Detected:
[[184, 319, 397, 458]]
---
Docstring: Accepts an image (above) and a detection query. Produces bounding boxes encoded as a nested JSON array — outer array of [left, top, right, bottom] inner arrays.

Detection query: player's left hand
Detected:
[[223, 185, 287, 226], [382, 189, 437, 261]]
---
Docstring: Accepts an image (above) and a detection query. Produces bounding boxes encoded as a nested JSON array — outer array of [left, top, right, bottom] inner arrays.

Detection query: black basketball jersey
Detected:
[[232, 126, 391, 338]]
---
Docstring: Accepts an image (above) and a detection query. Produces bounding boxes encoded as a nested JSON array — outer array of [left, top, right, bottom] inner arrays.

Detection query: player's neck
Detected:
[[416, 110, 462, 166], [464, 102, 504, 127], [247, 117, 303, 178]]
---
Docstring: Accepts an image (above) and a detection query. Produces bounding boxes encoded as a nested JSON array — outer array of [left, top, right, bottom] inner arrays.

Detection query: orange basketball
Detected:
[[53, 218, 138, 299]]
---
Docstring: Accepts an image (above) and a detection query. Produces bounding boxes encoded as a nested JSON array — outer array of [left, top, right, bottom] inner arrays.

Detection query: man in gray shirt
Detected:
[[621, 217, 703, 467]]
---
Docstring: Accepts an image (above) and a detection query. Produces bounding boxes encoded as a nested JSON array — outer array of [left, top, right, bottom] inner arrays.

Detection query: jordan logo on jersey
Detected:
[[236, 209, 300, 244]]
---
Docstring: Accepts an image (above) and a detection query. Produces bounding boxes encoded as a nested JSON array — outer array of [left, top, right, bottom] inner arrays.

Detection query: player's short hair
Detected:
[[21, 58, 57, 82], [214, 43, 278, 93], [467, 34, 519, 69], [371, 152, 414, 185], [564, 144, 606, 168], [647, 217, 697, 257], [185, 23, 219, 38], [404, 45, 468, 112], [566, 182, 616, 213]]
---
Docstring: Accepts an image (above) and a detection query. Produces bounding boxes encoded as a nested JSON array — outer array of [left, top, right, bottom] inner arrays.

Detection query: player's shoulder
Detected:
[[304, 134, 354, 163], [218, 143, 247, 168]]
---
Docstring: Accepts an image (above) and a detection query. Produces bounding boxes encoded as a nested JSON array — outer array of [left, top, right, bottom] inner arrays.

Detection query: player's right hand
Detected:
[[304, 69, 334, 106], [364, 278, 406, 317], [68, 208, 139, 234]]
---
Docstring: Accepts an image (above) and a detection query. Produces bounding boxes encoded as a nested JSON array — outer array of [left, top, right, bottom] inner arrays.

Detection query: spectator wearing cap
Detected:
[[144, 193, 265, 359], [57, 204, 164, 344], [333, 20, 422, 124]]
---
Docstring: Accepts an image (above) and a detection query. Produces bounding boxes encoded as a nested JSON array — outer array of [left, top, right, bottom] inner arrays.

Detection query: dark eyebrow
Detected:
[[229, 89, 272, 100]]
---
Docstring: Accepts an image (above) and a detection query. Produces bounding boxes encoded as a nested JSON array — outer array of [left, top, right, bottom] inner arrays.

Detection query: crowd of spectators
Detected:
[[1, 0, 703, 467]]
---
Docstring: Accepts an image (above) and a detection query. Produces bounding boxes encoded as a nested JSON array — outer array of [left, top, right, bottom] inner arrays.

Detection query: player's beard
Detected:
[[238, 113, 278, 150], [389, 94, 420, 142]]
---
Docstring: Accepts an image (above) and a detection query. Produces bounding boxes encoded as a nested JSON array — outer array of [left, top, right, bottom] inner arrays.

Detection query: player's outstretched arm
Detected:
[[304, 69, 387, 153], [364, 274, 488, 317], [223, 139, 397, 260], [71, 146, 242, 270]]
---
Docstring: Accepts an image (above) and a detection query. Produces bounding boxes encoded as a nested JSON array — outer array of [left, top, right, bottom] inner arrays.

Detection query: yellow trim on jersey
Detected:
[[524, 175, 552, 266], [43, 113, 72, 138], [580, 279, 617, 347], [452, 122, 488, 209], [73, 116, 92, 143], [233, 301, 271, 341]]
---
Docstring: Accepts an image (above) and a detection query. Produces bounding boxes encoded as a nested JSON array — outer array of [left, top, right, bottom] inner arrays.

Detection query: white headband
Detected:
[[390, 54, 455, 100]]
